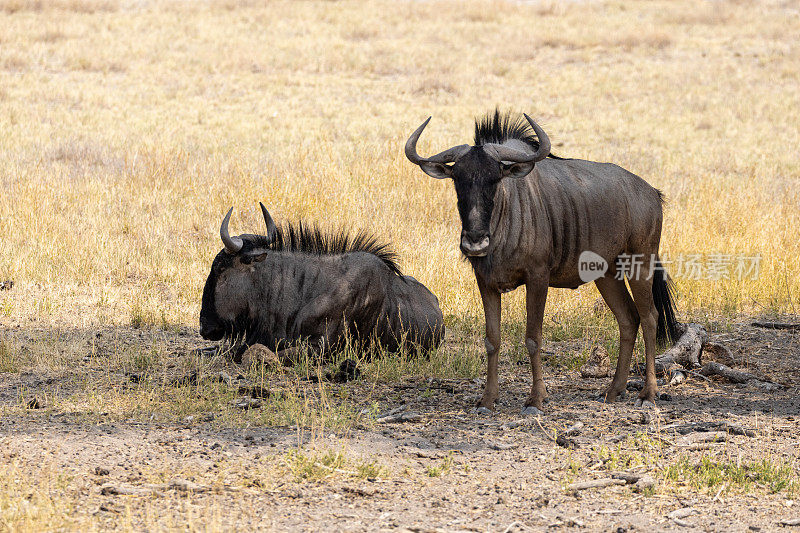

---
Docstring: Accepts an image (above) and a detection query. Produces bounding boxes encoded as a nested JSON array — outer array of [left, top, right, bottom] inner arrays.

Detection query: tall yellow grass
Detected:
[[0, 0, 798, 332]]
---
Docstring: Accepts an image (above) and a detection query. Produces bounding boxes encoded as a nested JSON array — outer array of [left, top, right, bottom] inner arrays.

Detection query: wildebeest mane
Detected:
[[474, 109, 566, 159], [250, 222, 402, 277]]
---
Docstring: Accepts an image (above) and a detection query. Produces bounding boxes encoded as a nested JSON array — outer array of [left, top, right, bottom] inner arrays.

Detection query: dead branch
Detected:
[[752, 321, 800, 331], [654, 323, 707, 375], [567, 478, 626, 491], [661, 421, 756, 437], [699, 361, 778, 387]]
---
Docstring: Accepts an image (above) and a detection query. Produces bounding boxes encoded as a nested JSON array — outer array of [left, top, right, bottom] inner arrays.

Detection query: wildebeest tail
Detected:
[[652, 258, 679, 346]]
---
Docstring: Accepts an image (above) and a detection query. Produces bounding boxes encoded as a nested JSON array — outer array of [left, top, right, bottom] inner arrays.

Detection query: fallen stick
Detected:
[[567, 478, 626, 491], [660, 421, 756, 437], [752, 321, 800, 331], [699, 361, 782, 391]]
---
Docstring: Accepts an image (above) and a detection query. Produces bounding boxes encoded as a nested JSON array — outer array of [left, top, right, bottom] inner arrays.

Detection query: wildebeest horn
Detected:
[[405, 117, 470, 165], [220, 207, 243, 254], [483, 114, 551, 164], [259, 202, 277, 241]]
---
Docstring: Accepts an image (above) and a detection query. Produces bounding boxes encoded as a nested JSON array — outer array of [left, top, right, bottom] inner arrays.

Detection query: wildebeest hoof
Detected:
[[471, 406, 492, 415], [635, 398, 657, 409], [596, 390, 625, 403], [521, 406, 543, 416]]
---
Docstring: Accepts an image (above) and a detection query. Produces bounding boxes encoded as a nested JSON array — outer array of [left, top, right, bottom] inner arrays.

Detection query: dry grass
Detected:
[[1, 0, 797, 338], [0, 0, 798, 527]]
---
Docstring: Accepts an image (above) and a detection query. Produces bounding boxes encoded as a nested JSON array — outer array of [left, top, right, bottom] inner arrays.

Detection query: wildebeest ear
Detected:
[[501, 162, 534, 180], [419, 161, 453, 180], [259, 202, 278, 241], [251, 253, 267, 263]]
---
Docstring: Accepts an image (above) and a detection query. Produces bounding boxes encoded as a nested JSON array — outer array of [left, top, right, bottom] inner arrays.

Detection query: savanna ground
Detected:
[[1, 0, 799, 530]]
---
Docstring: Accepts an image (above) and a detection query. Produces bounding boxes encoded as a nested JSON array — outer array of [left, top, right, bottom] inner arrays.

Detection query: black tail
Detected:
[[652, 259, 679, 346]]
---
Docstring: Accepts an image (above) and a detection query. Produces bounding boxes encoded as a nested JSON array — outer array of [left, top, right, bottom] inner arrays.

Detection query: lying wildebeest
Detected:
[[405, 110, 678, 414], [199, 204, 445, 360]]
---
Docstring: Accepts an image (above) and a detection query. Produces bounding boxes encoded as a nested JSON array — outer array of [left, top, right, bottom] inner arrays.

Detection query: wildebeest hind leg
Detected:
[[595, 276, 640, 403], [474, 276, 501, 413], [628, 275, 659, 407], [521, 278, 548, 414]]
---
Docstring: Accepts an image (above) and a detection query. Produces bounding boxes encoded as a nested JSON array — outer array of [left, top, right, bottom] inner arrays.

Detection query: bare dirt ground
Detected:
[[1, 319, 798, 531]]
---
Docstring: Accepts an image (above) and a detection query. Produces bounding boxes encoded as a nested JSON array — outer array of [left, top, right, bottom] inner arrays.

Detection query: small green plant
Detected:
[[598, 432, 663, 472], [130, 350, 157, 372], [662, 456, 798, 496], [0, 298, 13, 317], [354, 459, 386, 479], [426, 456, 453, 478], [285, 450, 346, 482]]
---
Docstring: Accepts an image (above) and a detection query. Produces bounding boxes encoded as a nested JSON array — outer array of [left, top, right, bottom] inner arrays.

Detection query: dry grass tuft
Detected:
[[0, 0, 118, 13]]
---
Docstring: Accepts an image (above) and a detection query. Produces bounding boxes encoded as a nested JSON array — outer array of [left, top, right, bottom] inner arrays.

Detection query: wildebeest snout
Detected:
[[200, 317, 224, 341], [460, 231, 490, 257]]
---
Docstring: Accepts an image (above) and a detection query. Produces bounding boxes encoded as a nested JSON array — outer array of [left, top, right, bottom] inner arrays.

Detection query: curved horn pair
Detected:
[[404, 113, 550, 166], [220, 204, 276, 254]]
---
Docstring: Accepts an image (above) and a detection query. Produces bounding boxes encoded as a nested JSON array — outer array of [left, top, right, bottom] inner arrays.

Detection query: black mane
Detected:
[[474, 109, 565, 159], [250, 222, 402, 277]]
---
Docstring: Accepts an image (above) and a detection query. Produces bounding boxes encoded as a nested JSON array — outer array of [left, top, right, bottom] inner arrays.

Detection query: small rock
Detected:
[[0, 280, 13, 290], [376, 410, 420, 423], [326, 358, 360, 383], [218, 371, 234, 386], [240, 344, 279, 369], [94, 466, 110, 476], [231, 397, 262, 410], [580, 346, 611, 378], [668, 507, 696, 520], [626, 380, 644, 391], [556, 434, 579, 449], [634, 474, 655, 491], [629, 412, 651, 425]]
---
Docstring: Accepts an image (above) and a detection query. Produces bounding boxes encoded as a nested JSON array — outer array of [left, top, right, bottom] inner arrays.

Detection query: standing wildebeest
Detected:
[[200, 204, 445, 359], [405, 110, 678, 414]]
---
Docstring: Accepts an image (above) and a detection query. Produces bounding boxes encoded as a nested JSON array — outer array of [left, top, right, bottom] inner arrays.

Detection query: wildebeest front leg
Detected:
[[522, 278, 548, 415], [474, 276, 501, 413]]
